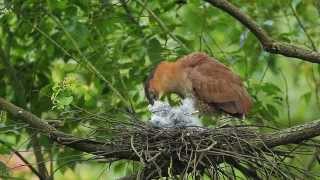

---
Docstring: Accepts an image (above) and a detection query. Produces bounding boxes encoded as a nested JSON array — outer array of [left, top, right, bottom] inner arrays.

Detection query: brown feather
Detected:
[[179, 53, 252, 117], [145, 52, 252, 118]]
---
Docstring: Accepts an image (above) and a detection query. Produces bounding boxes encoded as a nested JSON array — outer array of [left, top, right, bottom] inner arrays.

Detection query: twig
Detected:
[[204, 0, 320, 63], [31, 18, 132, 109], [130, 136, 145, 165], [0, 97, 131, 159], [227, 159, 261, 180], [119, 0, 144, 37], [306, 148, 320, 171], [146, 151, 162, 162], [136, 0, 190, 51], [196, 140, 217, 152], [289, 4, 317, 51], [1, 97, 320, 178], [288, 4, 320, 110], [0, 140, 42, 179], [279, 69, 291, 127]]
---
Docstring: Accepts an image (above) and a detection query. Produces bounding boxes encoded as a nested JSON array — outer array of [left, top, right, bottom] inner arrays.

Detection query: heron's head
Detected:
[[144, 62, 178, 104]]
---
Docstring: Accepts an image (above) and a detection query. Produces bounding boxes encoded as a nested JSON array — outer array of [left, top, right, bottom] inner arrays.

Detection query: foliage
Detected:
[[0, 161, 11, 177], [0, 0, 320, 179]]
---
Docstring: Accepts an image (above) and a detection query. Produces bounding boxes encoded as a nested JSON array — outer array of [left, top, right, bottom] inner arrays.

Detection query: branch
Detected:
[[1, 96, 320, 154], [1, 97, 320, 178], [289, 4, 317, 51], [263, 119, 320, 148], [0, 97, 133, 160], [119, 0, 141, 30], [204, 0, 320, 63], [0, 29, 49, 179], [0, 140, 42, 179], [136, 0, 190, 51]]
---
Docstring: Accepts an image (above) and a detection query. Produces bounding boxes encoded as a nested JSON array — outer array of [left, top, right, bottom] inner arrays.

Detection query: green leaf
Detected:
[[301, 92, 311, 103], [58, 96, 73, 106], [261, 83, 281, 95], [0, 161, 10, 177], [113, 161, 126, 173], [47, 0, 68, 10], [147, 37, 162, 62], [260, 106, 275, 121], [66, 22, 90, 48], [266, 104, 279, 117], [179, 3, 204, 34], [278, 32, 293, 43], [291, 0, 302, 10], [39, 84, 53, 98], [56, 149, 82, 173], [0, 140, 11, 154]]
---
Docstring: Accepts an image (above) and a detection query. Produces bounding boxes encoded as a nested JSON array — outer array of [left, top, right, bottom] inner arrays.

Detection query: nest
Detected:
[[2, 95, 318, 179], [61, 103, 316, 179], [104, 122, 307, 180]]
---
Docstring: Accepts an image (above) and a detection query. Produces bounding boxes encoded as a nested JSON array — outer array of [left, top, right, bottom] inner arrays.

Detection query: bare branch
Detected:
[[1, 96, 320, 153], [1, 97, 320, 178], [263, 119, 320, 148], [0, 97, 133, 160], [0, 140, 42, 179], [204, 0, 320, 63]]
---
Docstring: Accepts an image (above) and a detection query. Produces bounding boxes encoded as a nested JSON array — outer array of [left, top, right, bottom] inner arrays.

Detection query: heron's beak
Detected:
[[146, 91, 159, 105]]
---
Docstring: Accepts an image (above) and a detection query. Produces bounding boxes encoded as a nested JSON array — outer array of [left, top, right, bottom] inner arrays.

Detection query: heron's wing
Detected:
[[187, 58, 251, 115]]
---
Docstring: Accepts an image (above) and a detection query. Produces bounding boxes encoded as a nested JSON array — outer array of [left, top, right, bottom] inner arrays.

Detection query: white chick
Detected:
[[149, 98, 202, 128]]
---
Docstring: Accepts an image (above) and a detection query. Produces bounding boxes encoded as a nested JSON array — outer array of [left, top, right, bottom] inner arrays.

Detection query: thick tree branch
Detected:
[[263, 119, 320, 148], [1, 96, 320, 154], [0, 97, 133, 160], [1, 97, 320, 178], [204, 0, 320, 63]]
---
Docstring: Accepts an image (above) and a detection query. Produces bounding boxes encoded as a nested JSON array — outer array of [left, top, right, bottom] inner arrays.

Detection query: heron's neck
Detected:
[[165, 62, 192, 96]]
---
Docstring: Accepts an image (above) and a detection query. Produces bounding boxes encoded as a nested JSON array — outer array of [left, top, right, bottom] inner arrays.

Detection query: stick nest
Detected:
[[106, 122, 306, 179]]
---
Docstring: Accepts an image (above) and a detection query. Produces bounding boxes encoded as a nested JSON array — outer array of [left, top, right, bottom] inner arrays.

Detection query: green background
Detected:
[[0, 0, 319, 179]]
